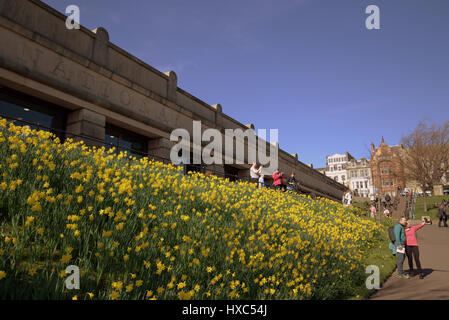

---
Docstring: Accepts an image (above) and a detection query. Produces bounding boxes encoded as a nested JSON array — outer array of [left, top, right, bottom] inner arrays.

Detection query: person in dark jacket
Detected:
[[437, 204, 448, 227], [385, 193, 391, 208], [279, 172, 287, 192], [287, 172, 297, 192]]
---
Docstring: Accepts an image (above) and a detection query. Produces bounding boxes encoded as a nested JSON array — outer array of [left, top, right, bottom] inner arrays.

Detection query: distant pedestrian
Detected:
[[394, 217, 409, 279], [405, 220, 426, 279], [250, 162, 262, 184], [287, 172, 297, 192], [342, 189, 352, 208], [383, 208, 391, 217], [258, 174, 265, 189], [381, 194, 387, 209], [370, 204, 377, 218], [437, 204, 448, 228], [279, 172, 287, 192], [272, 169, 282, 190], [385, 193, 391, 208]]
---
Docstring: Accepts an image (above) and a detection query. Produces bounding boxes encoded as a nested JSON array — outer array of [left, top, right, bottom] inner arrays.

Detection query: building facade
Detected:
[[325, 152, 353, 187], [320, 152, 374, 197], [0, 0, 347, 201], [370, 137, 406, 197], [347, 157, 374, 197]]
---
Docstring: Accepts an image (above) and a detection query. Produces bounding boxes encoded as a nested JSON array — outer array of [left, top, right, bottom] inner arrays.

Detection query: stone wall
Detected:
[[0, 0, 347, 201]]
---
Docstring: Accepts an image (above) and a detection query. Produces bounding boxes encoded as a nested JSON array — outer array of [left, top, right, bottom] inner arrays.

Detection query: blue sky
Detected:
[[43, 0, 449, 168]]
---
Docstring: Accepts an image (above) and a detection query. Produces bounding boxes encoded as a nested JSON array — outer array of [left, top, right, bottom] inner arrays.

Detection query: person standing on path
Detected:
[[437, 204, 448, 227], [394, 217, 409, 279], [404, 220, 426, 279]]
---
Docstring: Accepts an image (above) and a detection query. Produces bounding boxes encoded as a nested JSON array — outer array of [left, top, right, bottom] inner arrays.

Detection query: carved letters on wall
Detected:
[[1, 28, 173, 128]]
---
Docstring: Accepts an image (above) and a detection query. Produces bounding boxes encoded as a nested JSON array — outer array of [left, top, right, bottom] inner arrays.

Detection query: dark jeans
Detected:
[[397, 252, 405, 275], [439, 215, 448, 227], [405, 246, 422, 274]]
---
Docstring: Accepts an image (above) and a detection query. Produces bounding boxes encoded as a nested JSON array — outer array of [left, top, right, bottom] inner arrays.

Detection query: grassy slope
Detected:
[[414, 195, 448, 221], [0, 121, 396, 300]]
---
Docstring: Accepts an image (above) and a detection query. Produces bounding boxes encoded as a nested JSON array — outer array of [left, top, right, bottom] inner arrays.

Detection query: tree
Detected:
[[400, 120, 449, 212]]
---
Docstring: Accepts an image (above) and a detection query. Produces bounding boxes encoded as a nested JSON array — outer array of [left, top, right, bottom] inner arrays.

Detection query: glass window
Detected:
[[224, 165, 239, 182], [0, 86, 67, 140], [105, 123, 148, 158]]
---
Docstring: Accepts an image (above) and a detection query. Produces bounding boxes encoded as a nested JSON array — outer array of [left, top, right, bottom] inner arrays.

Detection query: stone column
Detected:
[[165, 71, 178, 103], [212, 104, 223, 129], [66, 108, 105, 147], [91, 27, 109, 67]]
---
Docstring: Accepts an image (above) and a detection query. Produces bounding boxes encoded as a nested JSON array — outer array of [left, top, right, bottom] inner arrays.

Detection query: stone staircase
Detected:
[[391, 196, 407, 220]]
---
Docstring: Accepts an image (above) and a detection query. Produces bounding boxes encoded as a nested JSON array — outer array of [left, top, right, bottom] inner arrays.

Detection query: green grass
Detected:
[[352, 200, 371, 216], [351, 218, 396, 300], [414, 195, 449, 221]]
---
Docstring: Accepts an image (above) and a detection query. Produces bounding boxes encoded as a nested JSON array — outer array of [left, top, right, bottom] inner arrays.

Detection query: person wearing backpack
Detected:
[[393, 217, 409, 279]]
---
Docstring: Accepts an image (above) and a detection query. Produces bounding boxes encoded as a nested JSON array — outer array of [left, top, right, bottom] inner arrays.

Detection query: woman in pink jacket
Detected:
[[405, 220, 426, 279], [272, 169, 282, 190]]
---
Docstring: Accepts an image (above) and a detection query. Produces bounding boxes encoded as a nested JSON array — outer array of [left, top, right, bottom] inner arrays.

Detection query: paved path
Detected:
[[370, 218, 449, 300]]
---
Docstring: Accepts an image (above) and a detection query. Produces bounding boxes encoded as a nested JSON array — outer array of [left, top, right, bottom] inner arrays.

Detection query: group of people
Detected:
[[380, 193, 393, 210], [437, 200, 448, 227], [369, 202, 392, 218], [250, 163, 298, 192], [391, 217, 426, 279]]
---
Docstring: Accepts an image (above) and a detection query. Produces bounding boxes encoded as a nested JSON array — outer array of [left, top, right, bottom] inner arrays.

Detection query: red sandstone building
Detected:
[[370, 137, 406, 197]]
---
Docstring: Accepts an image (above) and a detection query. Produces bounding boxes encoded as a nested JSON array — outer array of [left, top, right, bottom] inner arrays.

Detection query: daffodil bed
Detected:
[[0, 119, 394, 300]]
